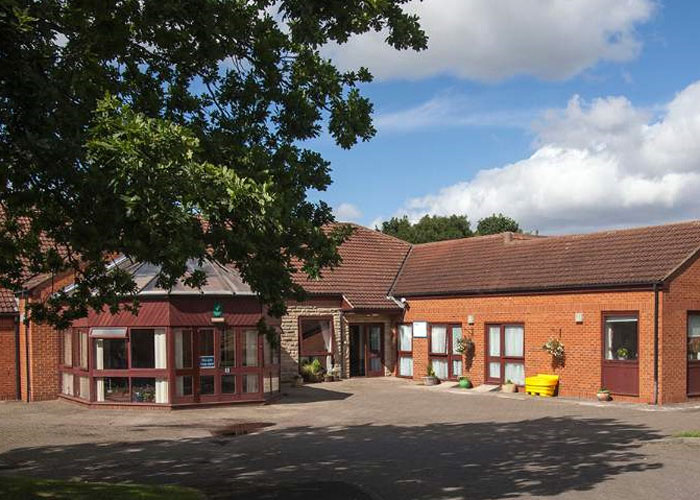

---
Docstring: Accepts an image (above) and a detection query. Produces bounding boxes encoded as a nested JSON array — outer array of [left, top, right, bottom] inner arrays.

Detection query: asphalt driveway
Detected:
[[2, 378, 700, 499]]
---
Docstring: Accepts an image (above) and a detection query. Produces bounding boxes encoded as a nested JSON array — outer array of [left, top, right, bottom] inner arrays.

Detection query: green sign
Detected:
[[213, 302, 223, 318]]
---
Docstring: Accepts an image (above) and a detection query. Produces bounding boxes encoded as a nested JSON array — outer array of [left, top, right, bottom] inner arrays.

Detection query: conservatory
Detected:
[[58, 260, 280, 407]]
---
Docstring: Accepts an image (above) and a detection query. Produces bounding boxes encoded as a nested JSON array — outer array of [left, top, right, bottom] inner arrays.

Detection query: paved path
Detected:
[[2, 378, 700, 499]]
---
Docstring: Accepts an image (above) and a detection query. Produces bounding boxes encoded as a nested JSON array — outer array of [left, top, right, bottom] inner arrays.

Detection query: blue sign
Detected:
[[199, 355, 215, 368]]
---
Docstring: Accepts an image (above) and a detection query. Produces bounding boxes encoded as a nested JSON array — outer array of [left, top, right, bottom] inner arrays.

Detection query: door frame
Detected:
[[485, 323, 525, 385], [600, 311, 640, 396], [349, 323, 385, 377]]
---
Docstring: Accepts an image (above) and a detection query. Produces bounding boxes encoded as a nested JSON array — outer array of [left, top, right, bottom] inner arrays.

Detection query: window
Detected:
[[221, 329, 236, 367], [175, 329, 193, 369], [429, 324, 463, 380], [486, 324, 525, 385], [604, 316, 638, 361], [131, 329, 155, 368], [688, 315, 700, 361], [263, 333, 280, 366], [79, 331, 89, 370], [63, 332, 72, 367], [243, 373, 259, 393], [100, 377, 129, 402], [242, 329, 258, 367], [300, 318, 333, 369], [96, 338, 127, 369], [222, 375, 236, 393], [61, 373, 74, 396], [199, 329, 215, 368], [200, 375, 215, 395], [176, 376, 193, 396], [398, 324, 413, 377]]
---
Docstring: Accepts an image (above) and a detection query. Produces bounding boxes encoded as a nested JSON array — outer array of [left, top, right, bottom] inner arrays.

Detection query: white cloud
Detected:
[[334, 203, 363, 222], [375, 92, 537, 132], [400, 80, 700, 233], [325, 0, 655, 82]]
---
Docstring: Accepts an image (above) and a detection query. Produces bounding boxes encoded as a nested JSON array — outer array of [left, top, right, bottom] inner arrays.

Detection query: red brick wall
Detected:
[[0, 316, 18, 400], [19, 271, 75, 401], [660, 255, 700, 403], [403, 289, 657, 402]]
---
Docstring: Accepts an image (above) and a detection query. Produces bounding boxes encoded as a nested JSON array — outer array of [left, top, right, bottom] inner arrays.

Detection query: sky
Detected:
[[307, 0, 700, 235]]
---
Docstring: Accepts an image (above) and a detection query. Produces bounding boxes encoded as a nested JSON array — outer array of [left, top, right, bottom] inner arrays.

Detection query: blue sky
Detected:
[[307, 1, 700, 234]]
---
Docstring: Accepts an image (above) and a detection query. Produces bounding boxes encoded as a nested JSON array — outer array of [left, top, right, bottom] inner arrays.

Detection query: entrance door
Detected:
[[486, 324, 525, 385], [349, 324, 384, 377], [687, 314, 700, 396], [601, 314, 639, 396]]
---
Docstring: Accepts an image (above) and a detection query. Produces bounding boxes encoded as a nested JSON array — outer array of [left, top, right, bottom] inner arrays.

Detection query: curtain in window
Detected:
[[432, 359, 448, 379], [63, 332, 72, 366], [505, 363, 525, 385], [154, 329, 167, 369], [489, 326, 501, 356], [399, 356, 413, 376], [244, 329, 258, 367], [80, 332, 88, 369], [431, 326, 447, 354], [489, 362, 501, 379], [504, 326, 524, 357], [62, 373, 74, 396], [399, 325, 412, 351], [155, 378, 169, 404], [452, 359, 463, 377], [689, 315, 700, 360]]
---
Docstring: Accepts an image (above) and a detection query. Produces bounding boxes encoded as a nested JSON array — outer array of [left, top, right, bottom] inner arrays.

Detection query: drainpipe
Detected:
[[653, 282, 660, 405], [14, 314, 21, 400]]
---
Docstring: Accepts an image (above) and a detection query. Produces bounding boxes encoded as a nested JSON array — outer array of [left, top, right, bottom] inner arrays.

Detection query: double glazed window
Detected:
[[604, 316, 638, 361], [688, 314, 700, 361], [398, 324, 413, 377], [487, 324, 525, 385], [300, 318, 333, 369], [429, 324, 463, 380]]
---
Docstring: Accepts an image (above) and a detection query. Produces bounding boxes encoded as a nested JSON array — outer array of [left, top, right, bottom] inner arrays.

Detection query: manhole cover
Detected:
[[210, 422, 274, 437]]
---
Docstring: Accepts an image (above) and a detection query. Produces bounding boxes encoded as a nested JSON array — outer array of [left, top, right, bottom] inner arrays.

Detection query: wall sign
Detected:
[[413, 321, 428, 338], [213, 302, 223, 318], [199, 355, 215, 368]]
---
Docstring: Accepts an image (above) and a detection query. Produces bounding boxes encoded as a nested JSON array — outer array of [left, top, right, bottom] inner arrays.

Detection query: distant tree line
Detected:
[[378, 213, 521, 244]]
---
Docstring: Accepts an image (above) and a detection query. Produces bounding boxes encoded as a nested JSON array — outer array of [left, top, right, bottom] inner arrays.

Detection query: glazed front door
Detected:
[[366, 325, 384, 376], [687, 314, 700, 396], [349, 324, 384, 377]]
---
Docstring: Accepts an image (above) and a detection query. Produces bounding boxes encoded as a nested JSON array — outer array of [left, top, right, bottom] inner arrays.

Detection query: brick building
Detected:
[[3, 220, 700, 406]]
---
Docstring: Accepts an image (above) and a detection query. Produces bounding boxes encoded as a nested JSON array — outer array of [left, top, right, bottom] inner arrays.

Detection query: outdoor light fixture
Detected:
[[467, 314, 475, 325], [575, 312, 584, 323]]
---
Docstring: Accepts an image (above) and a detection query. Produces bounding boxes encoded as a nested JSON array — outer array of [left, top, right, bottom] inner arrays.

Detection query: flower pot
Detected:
[[597, 391, 611, 402], [458, 378, 471, 389], [292, 376, 303, 388], [502, 383, 517, 393], [423, 376, 440, 386], [324, 374, 334, 382]]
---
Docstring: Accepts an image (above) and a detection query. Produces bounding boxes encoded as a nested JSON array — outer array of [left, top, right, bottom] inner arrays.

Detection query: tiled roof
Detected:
[[0, 288, 17, 314], [392, 220, 700, 297], [293, 224, 411, 310]]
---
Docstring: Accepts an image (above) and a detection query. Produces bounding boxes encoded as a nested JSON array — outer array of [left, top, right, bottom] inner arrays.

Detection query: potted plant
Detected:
[[458, 376, 471, 389], [423, 363, 440, 386], [597, 388, 611, 401], [292, 374, 303, 387], [501, 379, 517, 393], [616, 347, 630, 360], [300, 358, 324, 383]]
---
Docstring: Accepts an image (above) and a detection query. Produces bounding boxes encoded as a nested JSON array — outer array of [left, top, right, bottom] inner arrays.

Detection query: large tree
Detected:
[[380, 215, 472, 244], [0, 1, 426, 327], [476, 213, 521, 235]]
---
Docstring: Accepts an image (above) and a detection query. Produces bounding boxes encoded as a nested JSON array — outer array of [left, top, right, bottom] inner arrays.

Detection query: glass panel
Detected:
[[604, 316, 638, 360], [399, 356, 413, 377], [63, 332, 72, 366], [200, 375, 215, 395], [132, 377, 156, 403], [100, 339, 127, 369], [79, 331, 89, 370], [369, 326, 381, 351], [155, 379, 169, 404], [300, 319, 333, 354], [263, 333, 279, 366], [504, 326, 524, 358], [199, 329, 215, 368], [154, 330, 167, 369], [131, 329, 155, 368], [221, 329, 236, 367], [79, 376, 90, 400], [489, 361, 501, 379], [243, 329, 258, 367], [175, 329, 193, 369], [222, 375, 236, 394], [399, 325, 412, 352], [271, 376, 280, 392], [61, 373, 74, 396], [431, 359, 448, 379], [370, 357, 382, 373], [688, 315, 700, 361], [176, 376, 193, 396], [489, 326, 501, 356], [431, 326, 448, 354], [264, 374, 272, 393], [103, 377, 129, 402], [243, 373, 259, 393], [452, 359, 463, 377], [452, 327, 463, 354], [504, 363, 525, 385]]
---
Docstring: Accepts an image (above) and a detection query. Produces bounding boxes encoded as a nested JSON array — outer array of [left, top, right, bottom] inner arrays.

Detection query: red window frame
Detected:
[[428, 324, 463, 380], [396, 323, 413, 378], [298, 316, 335, 370], [485, 323, 525, 385], [601, 312, 639, 396]]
